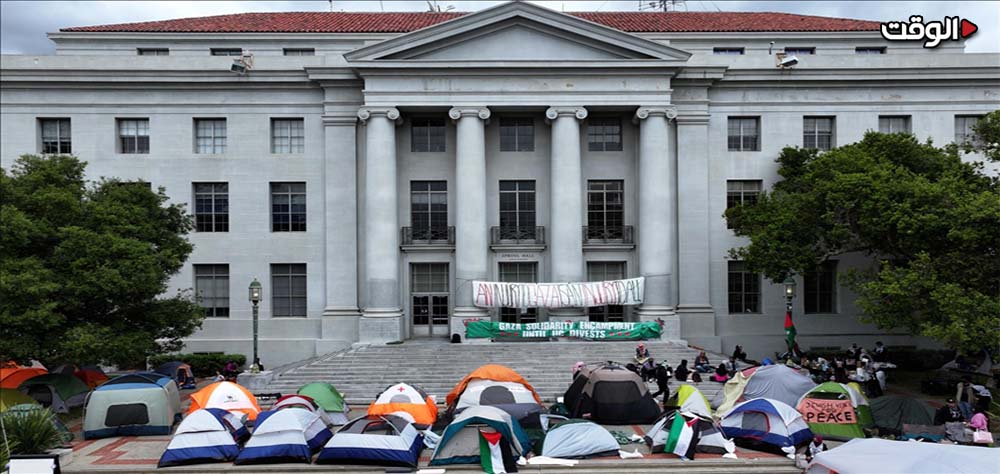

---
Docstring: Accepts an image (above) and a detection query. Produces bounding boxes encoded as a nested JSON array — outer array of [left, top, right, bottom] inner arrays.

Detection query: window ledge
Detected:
[[491, 244, 546, 252], [582, 243, 635, 251], [401, 244, 455, 252]]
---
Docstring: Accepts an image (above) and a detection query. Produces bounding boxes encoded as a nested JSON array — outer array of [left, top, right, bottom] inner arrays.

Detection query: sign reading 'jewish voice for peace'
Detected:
[[798, 398, 856, 424], [465, 320, 662, 340], [472, 277, 644, 309]]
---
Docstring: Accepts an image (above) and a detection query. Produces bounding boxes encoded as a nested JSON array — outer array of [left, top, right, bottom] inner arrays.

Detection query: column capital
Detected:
[[635, 106, 678, 121], [448, 106, 491, 121], [357, 106, 400, 123], [545, 106, 588, 121]]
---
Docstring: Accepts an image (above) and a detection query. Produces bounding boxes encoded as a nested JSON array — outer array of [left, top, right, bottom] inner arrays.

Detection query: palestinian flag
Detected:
[[784, 309, 797, 351], [663, 411, 699, 460], [478, 430, 511, 474]]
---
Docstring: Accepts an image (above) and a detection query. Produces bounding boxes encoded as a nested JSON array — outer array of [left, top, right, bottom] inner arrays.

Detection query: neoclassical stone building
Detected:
[[2, 3, 997, 365]]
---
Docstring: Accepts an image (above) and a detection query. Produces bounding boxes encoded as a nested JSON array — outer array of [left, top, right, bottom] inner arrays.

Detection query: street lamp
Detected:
[[783, 275, 796, 310], [248, 278, 262, 372]]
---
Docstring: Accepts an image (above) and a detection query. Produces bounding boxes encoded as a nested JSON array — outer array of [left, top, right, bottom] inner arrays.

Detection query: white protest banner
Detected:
[[472, 277, 644, 309]]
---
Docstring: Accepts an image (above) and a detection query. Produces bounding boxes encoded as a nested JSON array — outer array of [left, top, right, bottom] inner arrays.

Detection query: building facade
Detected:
[[2, 3, 997, 366]]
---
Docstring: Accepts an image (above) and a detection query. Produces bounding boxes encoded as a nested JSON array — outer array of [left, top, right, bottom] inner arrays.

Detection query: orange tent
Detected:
[[367, 382, 439, 426], [74, 369, 109, 389], [187, 381, 262, 420], [0, 367, 47, 390], [445, 364, 541, 407]]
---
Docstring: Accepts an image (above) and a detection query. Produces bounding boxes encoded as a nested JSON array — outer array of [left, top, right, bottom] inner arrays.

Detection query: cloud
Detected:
[[2, 0, 997, 54]]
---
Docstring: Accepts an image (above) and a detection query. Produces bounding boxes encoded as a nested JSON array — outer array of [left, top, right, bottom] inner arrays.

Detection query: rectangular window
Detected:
[[878, 115, 911, 134], [726, 179, 762, 229], [137, 48, 168, 56], [855, 47, 886, 54], [193, 183, 228, 232], [498, 262, 537, 324], [271, 263, 307, 318], [498, 180, 536, 239], [410, 263, 449, 326], [784, 47, 815, 55], [728, 261, 761, 314], [194, 264, 229, 317], [271, 118, 304, 154], [194, 119, 227, 154], [587, 180, 624, 239], [39, 118, 71, 154], [271, 182, 306, 232], [587, 117, 623, 152], [410, 181, 448, 241], [587, 262, 626, 322], [210, 48, 243, 56], [804, 261, 837, 314], [713, 47, 745, 55], [728, 117, 760, 151], [411, 119, 446, 152], [955, 115, 983, 146], [499, 118, 534, 152], [117, 118, 149, 154], [283, 48, 315, 56], [803, 116, 835, 151]]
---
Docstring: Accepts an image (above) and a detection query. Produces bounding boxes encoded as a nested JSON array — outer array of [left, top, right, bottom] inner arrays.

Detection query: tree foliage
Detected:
[[963, 109, 1000, 162], [726, 133, 999, 353], [0, 154, 204, 367]]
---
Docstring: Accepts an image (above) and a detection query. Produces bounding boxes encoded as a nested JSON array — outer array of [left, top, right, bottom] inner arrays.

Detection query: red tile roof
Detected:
[[60, 11, 880, 34]]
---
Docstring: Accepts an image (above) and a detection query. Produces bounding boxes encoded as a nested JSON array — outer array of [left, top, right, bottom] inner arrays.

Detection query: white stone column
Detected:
[[634, 106, 680, 340], [449, 107, 491, 337], [357, 107, 404, 343], [676, 114, 715, 339], [545, 106, 588, 320], [318, 114, 360, 353]]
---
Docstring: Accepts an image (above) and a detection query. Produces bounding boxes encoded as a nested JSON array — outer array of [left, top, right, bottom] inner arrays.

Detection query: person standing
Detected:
[[956, 377, 978, 421]]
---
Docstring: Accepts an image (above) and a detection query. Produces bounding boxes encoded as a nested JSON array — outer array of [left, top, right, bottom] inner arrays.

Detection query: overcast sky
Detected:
[[2, 0, 998, 54]]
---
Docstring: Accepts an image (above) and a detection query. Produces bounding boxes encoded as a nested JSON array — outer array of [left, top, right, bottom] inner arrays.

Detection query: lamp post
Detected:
[[248, 279, 262, 370], [783, 275, 796, 311]]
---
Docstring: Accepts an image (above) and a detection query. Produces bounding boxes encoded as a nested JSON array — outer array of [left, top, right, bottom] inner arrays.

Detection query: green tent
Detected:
[[0, 388, 38, 411], [19, 373, 90, 413], [298, 382, 349, 424], [795, 382, 873, 440], [869, 395, 935, 433]]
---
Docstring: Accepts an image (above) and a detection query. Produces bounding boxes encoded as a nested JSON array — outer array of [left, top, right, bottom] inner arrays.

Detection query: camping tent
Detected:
[[430, 405, 532, 467], [74, 367, 109, 389], [18, 373, 90, 413], [316, 414, 424, 467], [1, 367, 47, 390], [154, 361, 195, 389], [666, 384, 712, 418], [298, 382, 350, 425], [540, 419, 619, 459], [83, 372, 181, 439], [807, 438, 1000, 474], [0, 388, 38, 411], [562, 363, 661, 424], [446, 365, 542, 408], [868, 395, 935, 434], [719, 398, 812, 455], [367, 383, 438, 427], [796, 382, 873, 440], [646, 410, 736, 456], [187, 381, 262, 421], [234, 408, 332, 465], [453, 378, 543, 428], [158, 408, 246, 467], [713, 365, 815, 415]]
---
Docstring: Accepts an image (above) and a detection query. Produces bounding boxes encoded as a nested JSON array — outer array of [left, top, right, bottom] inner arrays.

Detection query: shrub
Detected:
[[1, 408, 63, 455], [148, 353, 246, 377]]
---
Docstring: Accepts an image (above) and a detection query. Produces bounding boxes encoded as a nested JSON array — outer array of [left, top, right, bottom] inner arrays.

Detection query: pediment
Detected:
[[345, 2, 690, 64]]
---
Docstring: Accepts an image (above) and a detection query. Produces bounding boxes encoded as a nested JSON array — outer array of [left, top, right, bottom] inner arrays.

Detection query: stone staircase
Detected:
[[265, 339, 731, 405]]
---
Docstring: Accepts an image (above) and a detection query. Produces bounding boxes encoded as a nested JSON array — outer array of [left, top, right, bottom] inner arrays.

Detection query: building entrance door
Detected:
[[497, 262, 538, 323], [410, 263, 449, 337]]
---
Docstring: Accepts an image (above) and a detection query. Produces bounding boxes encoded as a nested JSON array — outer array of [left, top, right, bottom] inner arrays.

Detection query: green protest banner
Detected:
[[465, 320, 662, 340]]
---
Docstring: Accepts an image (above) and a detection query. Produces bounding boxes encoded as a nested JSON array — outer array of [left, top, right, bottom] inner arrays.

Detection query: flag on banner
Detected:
[[784, 309, 797, 351], [663, 411, 698, 460], [479, 430, 507, 474]]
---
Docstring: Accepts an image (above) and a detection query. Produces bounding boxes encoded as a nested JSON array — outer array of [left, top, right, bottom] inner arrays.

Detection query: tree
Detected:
[[0, 154, 204, 367], [962, 110, 1000, 162], [725, 133, 999, 353]]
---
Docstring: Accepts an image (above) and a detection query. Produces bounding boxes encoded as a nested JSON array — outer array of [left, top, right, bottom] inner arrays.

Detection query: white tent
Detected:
[[456, 379, 538, 409], [646, 411, 736, 457], [316, 414, 424, 467], [541, 420, 619, 459], [234, 408, 332, 465], [158, 408, 244, 467], [807, 438, 1000, 474]]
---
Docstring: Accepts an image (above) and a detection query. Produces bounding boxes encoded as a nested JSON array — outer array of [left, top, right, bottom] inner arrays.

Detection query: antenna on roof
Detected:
[[639, 0, 686, 11], [425, 0, 454, 12], [328, 0, 333, 12]]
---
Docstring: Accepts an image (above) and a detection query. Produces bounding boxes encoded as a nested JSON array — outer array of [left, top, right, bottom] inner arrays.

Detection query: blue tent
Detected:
[[154, 361, 195, 389], [430, 405, 531, 467], [317, 414, 423, 467], [235, 408, 332, 465], [720, 398, 813, 454], [158, 408, 246, 467]]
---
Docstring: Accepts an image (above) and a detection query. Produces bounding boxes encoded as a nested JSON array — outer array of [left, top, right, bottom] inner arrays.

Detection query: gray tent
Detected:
[[646, 411, 736, 456], [83, 373, 181, 439], [713, 365, 815, 411], [540, 419, 619, 459]]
